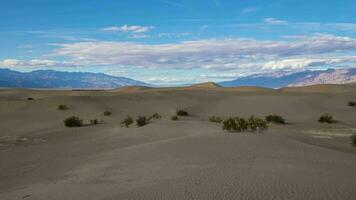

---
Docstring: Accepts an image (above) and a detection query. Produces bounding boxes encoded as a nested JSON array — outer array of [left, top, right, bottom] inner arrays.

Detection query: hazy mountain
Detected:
[[0, 68, 149, 89], [219, 68, 356, 88]]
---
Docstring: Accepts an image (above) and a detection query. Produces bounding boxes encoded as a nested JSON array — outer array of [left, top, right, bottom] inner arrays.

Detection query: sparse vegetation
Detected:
[[58, 104, 68, 111], [27, 97, 34, 100], [149, 113, 162, 120], [64, 116, 83, 127], [265, 114, 286, 125], [318, 113, 334, 123], [121, 116, 134, 127], [209, 116, 223, 123], [171, 115, 178, 121], [348, 101, 356, 107], [176, 109, 188, 116], [90, 119, 99, 125], [103, 111, 112, 116], [136, 116, 149, 127], [352, 135, 356, 147], [222, 116, 268, 132]]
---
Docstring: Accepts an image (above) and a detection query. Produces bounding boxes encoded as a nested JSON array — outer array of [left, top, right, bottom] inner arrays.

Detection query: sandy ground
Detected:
[[0, 85, 356, 200]]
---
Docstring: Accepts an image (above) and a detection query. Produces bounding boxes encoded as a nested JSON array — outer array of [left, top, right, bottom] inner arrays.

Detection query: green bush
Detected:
[[27, 97, 34, 100], [222, 116, 268, 132], [176, 109, 188, 116], [209, 116, 223, 123], [136, 116, 149, 127], [318, 113, 334, 123], [64, 116, 83, 127], [90, 119, 98, 125], [265, 114, 286, 124], [222, 117, 248, 132], [352, 135, 356, 147], [248, 116, 268, 131], [171, 115, 178, 121], [58, 104, 68, 111], [149, 113, 162, 120], [121, 116, 134, 127], [348, 101, 356, 107], [103, 111, 112, 116]]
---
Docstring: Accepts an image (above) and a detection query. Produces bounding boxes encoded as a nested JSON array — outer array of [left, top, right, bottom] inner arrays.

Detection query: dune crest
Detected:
[[190, 82, 221, 88]]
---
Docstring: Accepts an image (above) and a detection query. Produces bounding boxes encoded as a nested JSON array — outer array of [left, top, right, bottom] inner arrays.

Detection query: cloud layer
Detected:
[[50, 34, 356, 70], [3, 34, 356, 79], [102, 25, 154, 33]]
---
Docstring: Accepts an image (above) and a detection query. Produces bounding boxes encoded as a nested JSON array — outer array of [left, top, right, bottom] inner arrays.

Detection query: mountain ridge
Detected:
[[219, 68, 356, 88], [0, 68, 149, 89]]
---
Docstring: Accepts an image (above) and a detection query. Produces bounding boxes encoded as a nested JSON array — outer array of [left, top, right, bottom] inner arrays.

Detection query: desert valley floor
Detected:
[[1, 84, 356, 200]]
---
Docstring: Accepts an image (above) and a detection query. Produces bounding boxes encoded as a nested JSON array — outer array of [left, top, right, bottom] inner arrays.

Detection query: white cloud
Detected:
[[51, 34, 356, 71], [4, 34, 356, 74], [262, 56, 356, 70], [264, 18, 288, 25], [0, 59, 75, 68], [102, 25, 154, 33], [129, 34, 150, 39], [240, 7, 257, 14]]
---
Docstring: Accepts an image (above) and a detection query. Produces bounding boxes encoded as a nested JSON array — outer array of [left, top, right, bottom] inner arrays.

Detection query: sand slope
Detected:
[[0, 86, 356, 200]]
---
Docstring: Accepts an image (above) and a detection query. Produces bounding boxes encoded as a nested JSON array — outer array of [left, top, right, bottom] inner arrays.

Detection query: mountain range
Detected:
[[219, 68, 356, 88], [0, 68, 149, 89], [2, 68, 356, 89]]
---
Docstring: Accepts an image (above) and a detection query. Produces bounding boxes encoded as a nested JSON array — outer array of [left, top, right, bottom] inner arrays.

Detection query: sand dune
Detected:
[[0, 85, 356, 200]]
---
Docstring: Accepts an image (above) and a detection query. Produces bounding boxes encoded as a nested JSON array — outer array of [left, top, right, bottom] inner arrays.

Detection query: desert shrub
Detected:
[[64, 116, 83, 127], [223, 116, 268, 132], [352, 135, 356, 147], [149, 113, 162, 120], [348, 101, 356, 107], [58, 104, 68, 111], [248, 116, 268, 131], [318, 113, 334, 123], [121, 116, 134, 127], [222, 117, 248, 132], [136, 116, 149, 127], [90, 119, 98, 125], [27, 97, 34, 100], [171, 115, 178, 121], [103, 111, 112, 116], [176, 109, 188, 116], [209, 116, 223, 123], [265, 114, 286, 124]]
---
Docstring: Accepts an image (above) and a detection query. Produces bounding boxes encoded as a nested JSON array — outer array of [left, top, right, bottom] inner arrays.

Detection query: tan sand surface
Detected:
[[0, 85, 356, 200]]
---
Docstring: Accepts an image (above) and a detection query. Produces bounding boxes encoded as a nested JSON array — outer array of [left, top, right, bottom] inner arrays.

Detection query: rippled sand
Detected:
[[1, 85, 356, 200]]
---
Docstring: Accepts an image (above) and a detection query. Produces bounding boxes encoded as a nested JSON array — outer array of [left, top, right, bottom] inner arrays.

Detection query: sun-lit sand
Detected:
[[1, 84, 356, 200]]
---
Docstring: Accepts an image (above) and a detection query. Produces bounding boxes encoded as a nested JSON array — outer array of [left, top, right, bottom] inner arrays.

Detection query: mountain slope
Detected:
[[220, 68, 356, 88], [0, 68, 149, 89]]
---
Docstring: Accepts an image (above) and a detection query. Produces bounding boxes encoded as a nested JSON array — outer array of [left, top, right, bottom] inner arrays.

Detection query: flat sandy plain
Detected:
[[1, 84, 356, 200]]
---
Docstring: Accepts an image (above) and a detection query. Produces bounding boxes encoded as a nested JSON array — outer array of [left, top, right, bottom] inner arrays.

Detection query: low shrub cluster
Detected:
[[136, 116, 149, 127], [103, 111, 112, 116], [222, 116, 268, 132], [90, 119, 98, 125], [64, 116, 83, 127], [58, 104, 68, 111], [121, 116, 134, 127], [176, 109, 188, 116], [348, 101, 356, 107], [149, 113, 162, 120], [171, 115, 178, 121], [352, 135, 356, 147], [27, 97, 34, 100], [265, 114, 286, 125], [318, 113, 334, 123], [209, 116, 223, 123]]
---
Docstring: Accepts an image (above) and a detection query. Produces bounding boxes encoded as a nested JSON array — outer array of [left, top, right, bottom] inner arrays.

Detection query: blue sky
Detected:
[[2, 0, 356, 85]]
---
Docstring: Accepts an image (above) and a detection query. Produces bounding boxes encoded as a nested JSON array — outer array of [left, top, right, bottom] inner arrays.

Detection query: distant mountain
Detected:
[[0, 68, 149, 89], [219, 68, 356, 88]]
